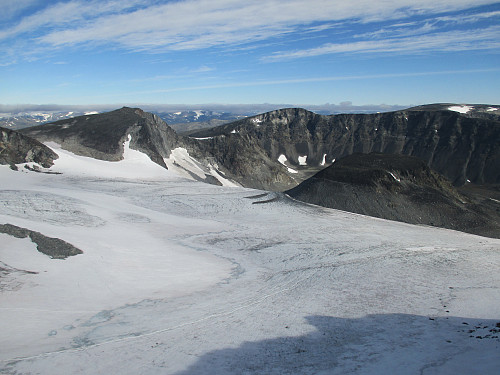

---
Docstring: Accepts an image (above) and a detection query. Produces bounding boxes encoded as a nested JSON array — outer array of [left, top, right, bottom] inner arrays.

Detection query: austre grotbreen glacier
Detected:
[[1, 118, 500, 374]]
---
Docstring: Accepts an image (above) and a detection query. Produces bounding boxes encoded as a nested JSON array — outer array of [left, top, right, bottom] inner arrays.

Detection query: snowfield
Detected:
[[447, 105, 474, 114], [1, 144, 499, 374]]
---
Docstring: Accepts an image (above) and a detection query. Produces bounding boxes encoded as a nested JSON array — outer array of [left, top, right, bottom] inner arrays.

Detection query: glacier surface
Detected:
[[1, 144, 499, 374]]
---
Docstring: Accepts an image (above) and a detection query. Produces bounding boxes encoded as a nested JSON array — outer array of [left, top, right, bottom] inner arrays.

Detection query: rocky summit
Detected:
[[20, 107, 179, 168]]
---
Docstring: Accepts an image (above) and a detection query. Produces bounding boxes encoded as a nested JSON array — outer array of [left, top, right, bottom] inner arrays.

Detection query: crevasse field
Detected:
[[1, 141, 499, 374]]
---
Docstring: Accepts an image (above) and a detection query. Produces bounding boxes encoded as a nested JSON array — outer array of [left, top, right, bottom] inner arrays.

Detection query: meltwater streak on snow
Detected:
[[1, 147, 500, 374]]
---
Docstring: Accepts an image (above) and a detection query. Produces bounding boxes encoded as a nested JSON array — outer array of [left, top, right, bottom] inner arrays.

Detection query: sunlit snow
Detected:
[[388, 171, 401, 182], [278, 154, 287, 166], [298, 155, 307, 166], [277, 154, 298, 173], [320, 153, 327, 166], [252, 118, 262, 126], [448, 105, 474, 114], [44, 136, 173, 180], [0, 142, 499, 374]]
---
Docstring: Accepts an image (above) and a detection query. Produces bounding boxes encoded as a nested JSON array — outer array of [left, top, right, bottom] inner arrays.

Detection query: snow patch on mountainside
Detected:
[[278, 154, 298, 173], [252, 118, 262, 126], [278, 154, 287, 166], [43, 136, 174, 180], [165, 147, 239, 187], [165, 147, 206, 179], [388, 171, 401, 182], [208, 165, 239, 187], [298, 155, 307, 166], [320, 153, 327, 166], [448, 105, 474, 114]]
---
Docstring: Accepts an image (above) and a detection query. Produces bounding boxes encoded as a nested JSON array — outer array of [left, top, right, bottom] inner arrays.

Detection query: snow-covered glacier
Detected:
[[1, 144, 499, 374]]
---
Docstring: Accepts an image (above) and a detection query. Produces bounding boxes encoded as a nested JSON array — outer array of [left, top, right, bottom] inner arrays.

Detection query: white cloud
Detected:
[[0, 0, 498, 70], [265, 25, 500, 61], [3, 0, 498, 53], [354, 22, 437, 40], [0, 0, 151, 40], [0, 0, 38, 21], [436, 10, 500, 24], [125, 68, 500, 95], [192, 65, 215, 73]]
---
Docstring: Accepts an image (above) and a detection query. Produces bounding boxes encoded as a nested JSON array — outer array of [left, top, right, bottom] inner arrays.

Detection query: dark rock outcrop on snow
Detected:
[[0, 126, 58, 169], [0, 223, 83, 259], [286, 153, 500, 238]]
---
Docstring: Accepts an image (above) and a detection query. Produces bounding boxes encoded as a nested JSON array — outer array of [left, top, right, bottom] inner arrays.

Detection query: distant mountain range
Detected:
[[0, 103, 410, 132], [2, 103, 499, 237], [0, 109, 245, 132]]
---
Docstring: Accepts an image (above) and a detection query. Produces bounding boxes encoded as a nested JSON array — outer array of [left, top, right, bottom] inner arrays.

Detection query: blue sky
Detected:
[[1, 0, 500, 107]]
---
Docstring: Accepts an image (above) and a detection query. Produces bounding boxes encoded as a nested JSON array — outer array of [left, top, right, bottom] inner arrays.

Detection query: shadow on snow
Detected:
[[175, 313, 500, 375]]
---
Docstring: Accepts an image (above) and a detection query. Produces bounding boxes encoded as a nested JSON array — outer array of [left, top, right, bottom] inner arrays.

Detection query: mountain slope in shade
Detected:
[[189, 106, 500, 188], [19, 107, 294, 190], [286, 153, 500, 238], [19, 107, 239, 186], [0, 126, 58, 169], [17, 104, 500, 192]]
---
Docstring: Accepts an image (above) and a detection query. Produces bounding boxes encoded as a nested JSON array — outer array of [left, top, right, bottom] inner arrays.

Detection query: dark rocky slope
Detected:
[[0, 126, 58, 169], [286, 153, 500, 238], [18, 104, 500, 193], [20, 107, 294, 190], [189, 106, 500, 188], [20, 107, 179, 168]]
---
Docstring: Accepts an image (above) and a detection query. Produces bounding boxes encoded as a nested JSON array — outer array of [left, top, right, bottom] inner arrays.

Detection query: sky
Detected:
[[1, 0, 500, 108]]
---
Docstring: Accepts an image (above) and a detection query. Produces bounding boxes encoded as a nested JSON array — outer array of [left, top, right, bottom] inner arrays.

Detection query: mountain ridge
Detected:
[[188, 105, 500, 187], [14, 103, 500, 191], [4, 103, 499, 237]]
